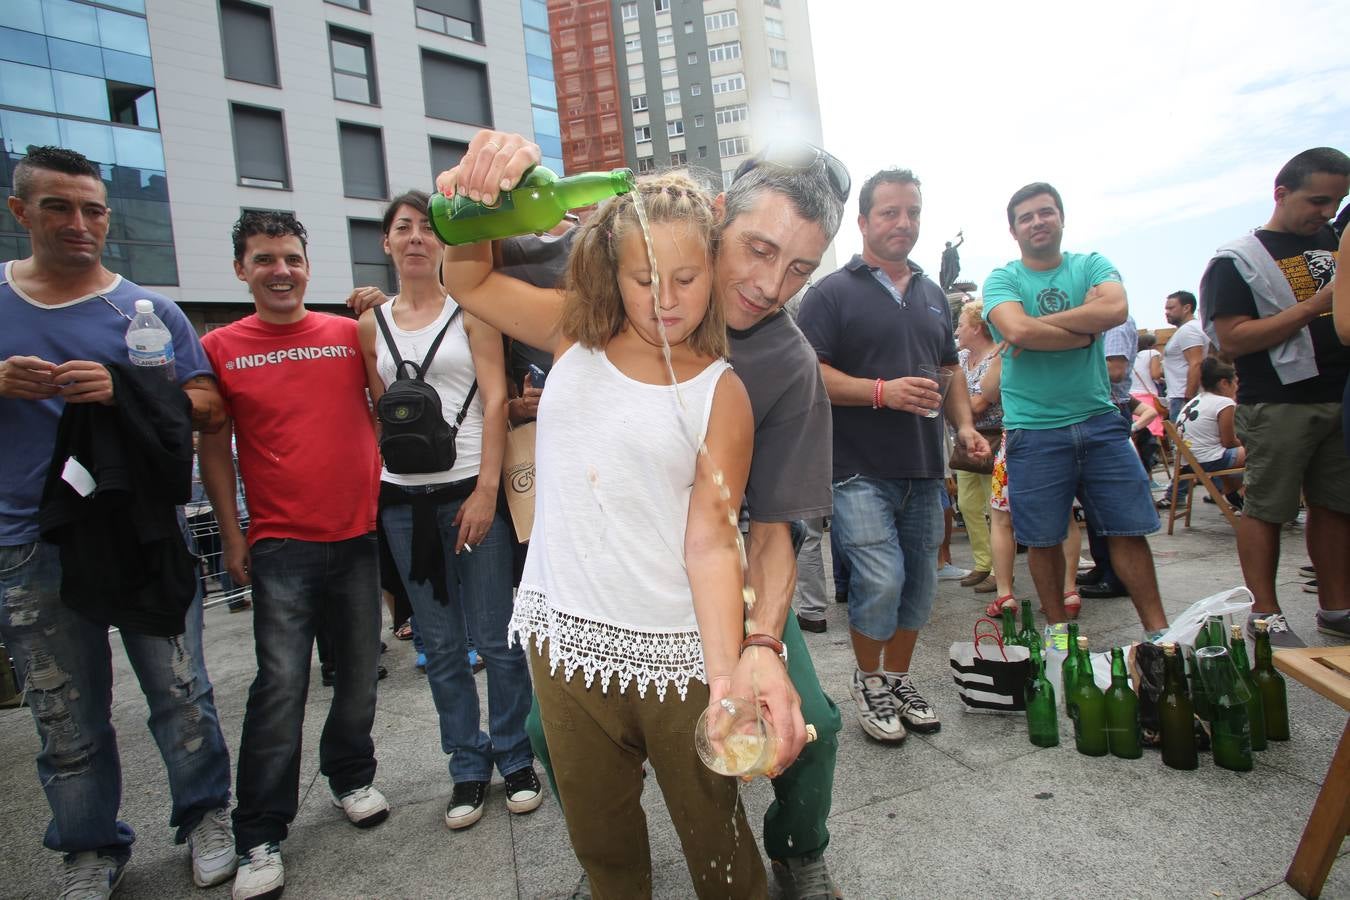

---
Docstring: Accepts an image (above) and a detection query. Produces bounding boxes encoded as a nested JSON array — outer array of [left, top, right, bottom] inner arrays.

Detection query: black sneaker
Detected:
[[445, 780, 488, 830], [796, 614, 827, 634], [503, 767, 544, 814]]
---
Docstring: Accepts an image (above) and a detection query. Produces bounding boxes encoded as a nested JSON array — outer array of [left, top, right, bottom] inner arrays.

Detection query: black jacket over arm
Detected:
[[38, 363, 197, 636]]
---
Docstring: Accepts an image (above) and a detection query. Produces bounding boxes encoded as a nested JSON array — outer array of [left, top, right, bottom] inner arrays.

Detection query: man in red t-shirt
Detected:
[[198, 212, 386, 900]]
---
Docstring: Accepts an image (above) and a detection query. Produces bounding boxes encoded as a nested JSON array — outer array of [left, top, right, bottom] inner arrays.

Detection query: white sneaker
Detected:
[[231, 843, 283, 900], [888, 672, 941, 734], [58, 852, 125, 900], [331, 784, 390, 828], [188, 806, 237, 888], [936, 562, 970, 581], [849, 670, 906, 742]]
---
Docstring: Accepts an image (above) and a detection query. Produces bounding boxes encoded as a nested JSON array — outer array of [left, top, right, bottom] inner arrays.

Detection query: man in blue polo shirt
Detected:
[[799, 168, 989, 744], [982, 182, 1167, 636]]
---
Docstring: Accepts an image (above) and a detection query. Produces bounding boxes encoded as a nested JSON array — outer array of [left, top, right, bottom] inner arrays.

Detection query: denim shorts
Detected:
[[1199, 447, 1241, 472], [1004, 411, 1159, 547], [830, 476, 942, 640]]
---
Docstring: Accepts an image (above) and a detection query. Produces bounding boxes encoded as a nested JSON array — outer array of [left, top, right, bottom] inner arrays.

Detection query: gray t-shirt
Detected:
[[729, 311, 833, 523]]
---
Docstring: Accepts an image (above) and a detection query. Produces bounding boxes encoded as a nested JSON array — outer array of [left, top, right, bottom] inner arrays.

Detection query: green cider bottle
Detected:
[[1001, 606, 1020, 647], [1062, 623, 1082, 722], [429, 166, 635, 245], [1229, 624, 1267, 751], [1189, 624, 1213, 722], [1196, 646, 1253, 772], [1105, 646, 1142, 759], [1251, 619, 1290, 741], [1017, 597, 1039, 650], [1024, 637, 1059, 748], [1159, 643, 1199, 770], [1071, 637, 1109, 756]]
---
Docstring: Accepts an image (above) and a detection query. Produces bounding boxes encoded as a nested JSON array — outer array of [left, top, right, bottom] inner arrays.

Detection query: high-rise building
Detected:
[[0, 0, 560, 324], [551, 0, 826, 192]]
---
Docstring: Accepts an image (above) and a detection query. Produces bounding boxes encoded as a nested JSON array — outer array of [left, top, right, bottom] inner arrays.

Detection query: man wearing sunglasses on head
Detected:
[[403, 133, 850, 899]]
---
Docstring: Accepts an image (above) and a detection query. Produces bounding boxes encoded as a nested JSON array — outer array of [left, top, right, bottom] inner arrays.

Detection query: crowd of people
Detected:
[[0, 133, 1346, 900]]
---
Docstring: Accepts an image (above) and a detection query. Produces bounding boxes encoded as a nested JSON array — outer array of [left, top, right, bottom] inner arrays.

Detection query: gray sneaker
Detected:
[[772, 854, 843, 900], [1315, 612, 1350, 641], [1246, 612, 1307, 649], [59, 853, 125, 900]]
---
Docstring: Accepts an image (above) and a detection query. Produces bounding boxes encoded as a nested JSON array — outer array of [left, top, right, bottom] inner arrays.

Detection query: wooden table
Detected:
[[1274, 645, 1350, 899]]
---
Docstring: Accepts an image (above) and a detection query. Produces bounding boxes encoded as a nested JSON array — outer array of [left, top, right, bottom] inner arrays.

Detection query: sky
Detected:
[[799, 0, 1350, 328]]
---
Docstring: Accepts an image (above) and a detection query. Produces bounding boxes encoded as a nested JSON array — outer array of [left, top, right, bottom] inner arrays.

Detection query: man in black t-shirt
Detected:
[[1200, 146, 1350, 647]]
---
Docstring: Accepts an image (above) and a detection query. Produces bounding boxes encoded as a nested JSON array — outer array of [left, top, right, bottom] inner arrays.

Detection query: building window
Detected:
[[634, 125, 651, 143], [631, 94, 648, 112], [654, 0, 670, 13], [330, 27, 377, 105], [670, 151, 686, 166], [421, 50, 492, 126], [628, 63, 645, 82], [591, 22, 608, 41], [327, 0, 369, 9], [349, 219, 396, 293], [220, 0, 279, 86], [594, 44, 610, 61], [707, 42, 742, 63], [621, 2, 638, 21], [656, 27, 673, 45], [769, 48, 788, 69], [430, 137, 468, 179], [712, 73, 745, 94], [705, 11, 738, 30], [415, 0, 483, 42], [693, 113, 704, 127], [625, 36, 641, 51], [765, 17, 785, 38], [660, 58, 676, 76], [108, 84, 158, 128], [715, 103, 748, 125], [230, 103, 289, 189], [687, 52, 697, 64], [690, 82, 702, 96], [684, 20, 693, 33], [764, 0, 781, 6], [718, 135, 749, 157], [771, 78, 791, 98], [637, 156, 656, 173], [697, 145, 707, 159], [666, 118, 683, 137], [663, 88, 680, 106], [338, 123, 387, 199]]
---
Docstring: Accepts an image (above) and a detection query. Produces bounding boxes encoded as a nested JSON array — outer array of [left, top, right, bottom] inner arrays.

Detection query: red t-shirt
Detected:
[[202, 311, 378, 545]]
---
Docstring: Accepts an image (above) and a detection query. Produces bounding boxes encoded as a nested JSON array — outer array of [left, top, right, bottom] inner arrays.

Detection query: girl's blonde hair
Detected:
[[560, 170, 727, 359]]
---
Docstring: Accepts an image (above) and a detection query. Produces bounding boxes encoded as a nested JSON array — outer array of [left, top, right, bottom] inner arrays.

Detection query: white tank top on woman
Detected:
[[375, 296, 484, 485], [510, 343, 731, 701]]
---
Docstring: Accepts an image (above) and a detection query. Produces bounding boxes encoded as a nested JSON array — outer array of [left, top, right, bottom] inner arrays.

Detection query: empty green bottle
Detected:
[[1251, 619, 1290, 741], [1196, 646, 1253, 772], [1018, 597, 1039, 650], [1001, 606, 1020, 647], [430, 166, 635, 245], [1229, 624, 1266, 751], [1105, 646, 1142, 759], [1071, 637, 1109, 756], [1025, 637, 1059, 747], [1159, 643, 1199, 770], [1062, 623, 1082, 722]]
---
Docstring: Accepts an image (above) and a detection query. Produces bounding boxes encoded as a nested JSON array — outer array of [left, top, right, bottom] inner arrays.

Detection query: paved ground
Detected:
[[2, 499, 1347, 899]]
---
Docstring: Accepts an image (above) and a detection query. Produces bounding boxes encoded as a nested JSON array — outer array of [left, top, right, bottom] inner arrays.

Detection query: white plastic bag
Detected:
[[1152, 586, 1254, 649]]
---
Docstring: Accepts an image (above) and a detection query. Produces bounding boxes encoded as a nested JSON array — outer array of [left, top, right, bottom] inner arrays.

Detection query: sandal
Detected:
[[393, 621, 414, 641], [985, 593, 1017, 618], [1063, 590, 1081, 620]]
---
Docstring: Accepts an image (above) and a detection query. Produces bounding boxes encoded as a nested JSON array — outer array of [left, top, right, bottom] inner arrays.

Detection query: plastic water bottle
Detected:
[[125, 299, 176, 382]]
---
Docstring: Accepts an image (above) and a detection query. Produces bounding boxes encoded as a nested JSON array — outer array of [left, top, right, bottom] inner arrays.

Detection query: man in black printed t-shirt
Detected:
[[1200, 146, 1350, 647]]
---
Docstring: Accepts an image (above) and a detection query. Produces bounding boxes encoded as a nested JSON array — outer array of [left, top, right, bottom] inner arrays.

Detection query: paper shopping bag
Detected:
[[502, 422, 537, 543], [949, 618, 1031, 714]]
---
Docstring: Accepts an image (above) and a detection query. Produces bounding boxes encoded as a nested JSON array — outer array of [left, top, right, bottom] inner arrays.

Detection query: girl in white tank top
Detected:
[[440, 170, 766, 897]]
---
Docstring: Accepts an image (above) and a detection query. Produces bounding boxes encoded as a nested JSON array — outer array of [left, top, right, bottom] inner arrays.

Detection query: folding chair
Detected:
[[1162, 420, 1244, 533]]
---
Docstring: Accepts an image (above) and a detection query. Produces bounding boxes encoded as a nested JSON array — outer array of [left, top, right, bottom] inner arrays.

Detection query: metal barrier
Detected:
[[188, 453, 252, 611]]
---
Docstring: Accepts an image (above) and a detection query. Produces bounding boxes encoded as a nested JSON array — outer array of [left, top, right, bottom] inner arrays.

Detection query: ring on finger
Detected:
[[484, 140, 501, 152]]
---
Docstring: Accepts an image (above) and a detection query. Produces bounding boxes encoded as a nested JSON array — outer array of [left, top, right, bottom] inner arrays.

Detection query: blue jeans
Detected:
[[830, 476, 942, 641], [233, 533, 382, 853], [0, 540, 231, 862], [1005, 411, 1160, 547], [382, 494, 532, 783]]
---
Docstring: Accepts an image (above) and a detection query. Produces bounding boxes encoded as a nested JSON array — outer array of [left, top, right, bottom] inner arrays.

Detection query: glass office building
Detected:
[[0, 0, 177, 285]]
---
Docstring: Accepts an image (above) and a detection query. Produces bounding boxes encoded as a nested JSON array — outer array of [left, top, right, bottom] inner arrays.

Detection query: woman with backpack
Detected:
[[356, 191, 542, 832]]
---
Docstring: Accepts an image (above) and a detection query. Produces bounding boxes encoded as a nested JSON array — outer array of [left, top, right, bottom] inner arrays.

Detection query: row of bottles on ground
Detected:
[[1007, 613, 1289, 769]]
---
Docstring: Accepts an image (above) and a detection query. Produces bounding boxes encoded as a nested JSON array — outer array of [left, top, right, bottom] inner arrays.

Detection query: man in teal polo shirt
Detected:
[[982, 182, 1167, 634]]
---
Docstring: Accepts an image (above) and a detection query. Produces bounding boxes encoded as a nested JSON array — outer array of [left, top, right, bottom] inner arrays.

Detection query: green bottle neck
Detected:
[[1253, 633, 1273, 669]]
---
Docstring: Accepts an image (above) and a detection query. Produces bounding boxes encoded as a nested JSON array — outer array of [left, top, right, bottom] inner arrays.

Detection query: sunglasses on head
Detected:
[[733, 141, 851, 203]]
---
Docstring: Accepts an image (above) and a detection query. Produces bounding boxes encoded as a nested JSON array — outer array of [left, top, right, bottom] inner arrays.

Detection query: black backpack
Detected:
[[374, 304, 478, 475]]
